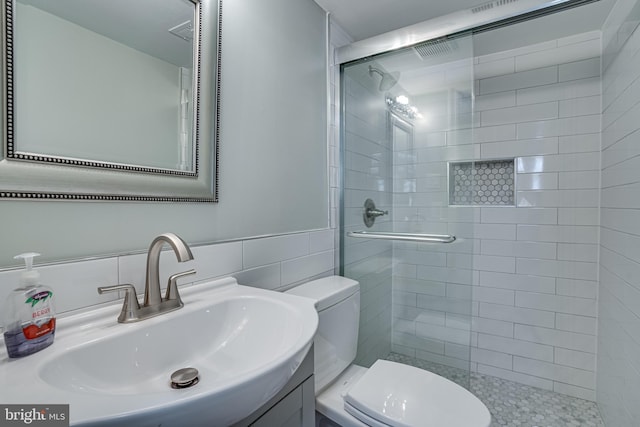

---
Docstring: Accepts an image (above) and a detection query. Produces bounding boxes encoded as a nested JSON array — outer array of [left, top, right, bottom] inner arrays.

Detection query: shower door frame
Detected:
[[337, 0, 602, 391], [336, 0, 600, 64]]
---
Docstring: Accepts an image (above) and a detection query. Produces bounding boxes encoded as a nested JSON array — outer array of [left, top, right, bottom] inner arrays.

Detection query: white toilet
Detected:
[[286, 276, 491, 427]]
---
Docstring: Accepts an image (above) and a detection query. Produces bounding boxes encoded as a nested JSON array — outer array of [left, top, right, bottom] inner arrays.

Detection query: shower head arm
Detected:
[[368, 65, 399, 91], [368, 65, 384, 78]]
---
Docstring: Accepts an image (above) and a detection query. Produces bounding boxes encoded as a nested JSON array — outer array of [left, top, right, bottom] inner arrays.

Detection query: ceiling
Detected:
[[314, 0, 615, 43], [20, 0, 615, 68]]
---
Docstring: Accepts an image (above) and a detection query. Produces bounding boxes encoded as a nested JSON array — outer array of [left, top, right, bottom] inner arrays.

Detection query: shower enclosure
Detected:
[[341, 33, 477, 388], [339, 0, 606, 408]]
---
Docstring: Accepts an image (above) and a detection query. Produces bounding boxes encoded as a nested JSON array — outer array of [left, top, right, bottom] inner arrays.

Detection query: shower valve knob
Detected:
[[367, 208, 388, 218], [363, 198, 388, 228]]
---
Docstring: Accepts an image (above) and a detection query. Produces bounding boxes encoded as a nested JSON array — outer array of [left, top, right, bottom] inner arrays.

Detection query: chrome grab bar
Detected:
[[347, 231, 456, 244]]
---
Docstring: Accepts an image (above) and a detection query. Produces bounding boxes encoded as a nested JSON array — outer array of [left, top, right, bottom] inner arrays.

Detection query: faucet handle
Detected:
[[165, 269, 196, 302], [97, 284, 141, 323]]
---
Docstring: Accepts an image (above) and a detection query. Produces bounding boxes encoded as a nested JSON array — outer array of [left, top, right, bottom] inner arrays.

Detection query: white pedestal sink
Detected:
[[0, 277, 318, 426]]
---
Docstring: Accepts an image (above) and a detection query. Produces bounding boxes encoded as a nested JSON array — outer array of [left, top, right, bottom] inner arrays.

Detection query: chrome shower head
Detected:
[[368, 65, 399, 91]]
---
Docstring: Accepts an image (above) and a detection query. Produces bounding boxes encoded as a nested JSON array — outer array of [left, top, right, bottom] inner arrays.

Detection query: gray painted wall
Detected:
[[1, 0, 328, 267]]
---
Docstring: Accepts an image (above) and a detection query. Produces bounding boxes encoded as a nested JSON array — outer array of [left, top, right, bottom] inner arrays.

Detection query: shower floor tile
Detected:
[[386, 353, 604, 427]]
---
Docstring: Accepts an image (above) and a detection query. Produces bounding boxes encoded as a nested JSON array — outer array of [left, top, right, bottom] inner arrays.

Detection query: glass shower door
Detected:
[[341, 32, 476, 389]]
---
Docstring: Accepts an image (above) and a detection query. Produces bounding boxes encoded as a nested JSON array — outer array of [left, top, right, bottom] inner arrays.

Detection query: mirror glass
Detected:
[[13, 0, 196, 173], [2, 0, 219, 202]]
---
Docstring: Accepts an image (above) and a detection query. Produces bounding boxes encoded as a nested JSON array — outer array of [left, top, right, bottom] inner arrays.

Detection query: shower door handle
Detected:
[[347, 231, 456, 244]]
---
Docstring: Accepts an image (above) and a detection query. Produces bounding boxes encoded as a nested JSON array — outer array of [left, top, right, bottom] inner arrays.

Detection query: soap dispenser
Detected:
[[3, 253, 56, 358]]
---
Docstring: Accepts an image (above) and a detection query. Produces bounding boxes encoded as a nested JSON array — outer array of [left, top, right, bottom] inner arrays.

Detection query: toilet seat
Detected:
[[342, 360, 491, 427]]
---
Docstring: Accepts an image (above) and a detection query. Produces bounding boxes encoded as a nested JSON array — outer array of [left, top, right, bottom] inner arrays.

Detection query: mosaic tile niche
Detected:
[[449, 159, 515, 206]]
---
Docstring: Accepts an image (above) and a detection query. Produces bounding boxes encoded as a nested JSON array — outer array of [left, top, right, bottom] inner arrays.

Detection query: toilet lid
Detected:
[[343, 360, 491, 427]]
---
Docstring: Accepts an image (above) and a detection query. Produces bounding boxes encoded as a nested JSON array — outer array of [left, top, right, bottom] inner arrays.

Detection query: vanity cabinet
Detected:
[[232, 346, 315, 427]]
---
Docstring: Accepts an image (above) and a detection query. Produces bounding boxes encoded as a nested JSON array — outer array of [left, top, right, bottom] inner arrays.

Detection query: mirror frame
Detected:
[[0, 0, 220, 202]]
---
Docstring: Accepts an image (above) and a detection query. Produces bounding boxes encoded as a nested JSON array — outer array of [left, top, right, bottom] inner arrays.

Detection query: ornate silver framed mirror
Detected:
[[1, 0, 220, 201]]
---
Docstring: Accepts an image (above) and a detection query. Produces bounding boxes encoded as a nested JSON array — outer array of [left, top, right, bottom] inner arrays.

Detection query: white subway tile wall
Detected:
[[390, 31, 601, 401], [329, 23, 353, 282], [0, 229, 337, 326], [597, 1, 640, 425]]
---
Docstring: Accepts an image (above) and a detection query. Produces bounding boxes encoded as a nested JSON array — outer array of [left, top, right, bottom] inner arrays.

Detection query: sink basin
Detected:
[[0, 277, 318, 426]]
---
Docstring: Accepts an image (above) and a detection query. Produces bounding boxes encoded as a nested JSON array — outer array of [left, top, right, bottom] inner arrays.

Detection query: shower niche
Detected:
[[448, 159, 515, 206]]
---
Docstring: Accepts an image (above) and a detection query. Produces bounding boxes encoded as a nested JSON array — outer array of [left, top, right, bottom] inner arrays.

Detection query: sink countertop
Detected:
[[0, 277, 318, 427]]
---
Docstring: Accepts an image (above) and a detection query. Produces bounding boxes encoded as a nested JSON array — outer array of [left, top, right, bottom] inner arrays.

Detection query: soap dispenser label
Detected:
[[22, 290, 55, 340], [26, 290, 53, 308]]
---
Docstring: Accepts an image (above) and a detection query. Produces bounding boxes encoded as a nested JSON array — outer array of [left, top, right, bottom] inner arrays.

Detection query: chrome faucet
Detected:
[[98, 233, 196, 323], [144, 233, 194, 306]]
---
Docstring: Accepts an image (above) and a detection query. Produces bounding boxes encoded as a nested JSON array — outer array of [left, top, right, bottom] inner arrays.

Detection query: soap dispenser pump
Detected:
[[3, 253, 56, 358]]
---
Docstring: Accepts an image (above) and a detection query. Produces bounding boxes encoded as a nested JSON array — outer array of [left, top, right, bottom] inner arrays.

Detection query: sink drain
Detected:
[[170, 367, 199, 389]]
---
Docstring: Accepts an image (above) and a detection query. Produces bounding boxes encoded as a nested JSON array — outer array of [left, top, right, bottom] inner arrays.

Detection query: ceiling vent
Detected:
[[472, 0, 519, 14], [413, 38, 459, 59], [496, 0, 520, 6], [471, 3, 494, 13], [168, 20, 193, 42]]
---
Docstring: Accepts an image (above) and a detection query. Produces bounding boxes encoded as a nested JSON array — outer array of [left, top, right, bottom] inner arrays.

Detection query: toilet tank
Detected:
[[285, 276, 360, 393]]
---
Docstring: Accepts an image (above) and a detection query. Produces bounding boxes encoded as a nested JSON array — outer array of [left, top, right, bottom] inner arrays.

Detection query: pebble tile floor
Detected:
[[386, 353, 605, 427]]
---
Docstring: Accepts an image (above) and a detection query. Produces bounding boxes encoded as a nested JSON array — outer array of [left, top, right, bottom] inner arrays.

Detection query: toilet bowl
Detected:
[[286, 276, 491, 427]]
